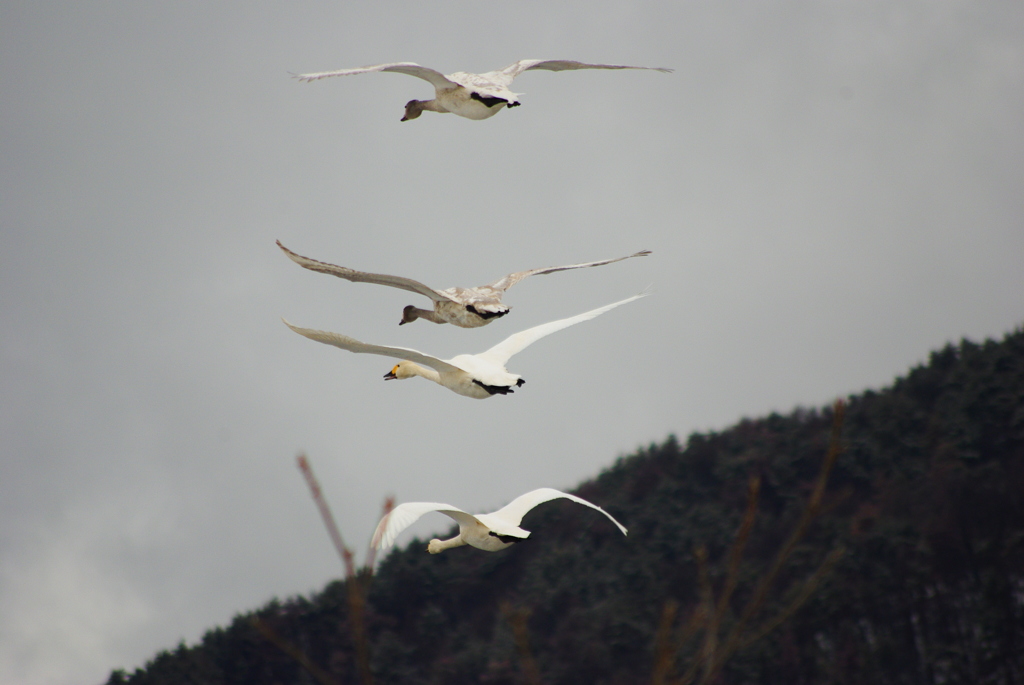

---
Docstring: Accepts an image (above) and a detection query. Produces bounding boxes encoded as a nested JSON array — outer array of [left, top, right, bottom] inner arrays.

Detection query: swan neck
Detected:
[[404, 306, 444, 325], [405, 362, 442, 385], [403, 99, 444, 121], [428, 535, 465, 554], [419, 99, 446, 113]]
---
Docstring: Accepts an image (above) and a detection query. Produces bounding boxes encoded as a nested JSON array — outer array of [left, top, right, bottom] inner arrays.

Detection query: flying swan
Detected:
[[277, 240, 650, 328], [372, 488, 628, 554], [281, 292, 646, 399], [291, 59, 673, 121]]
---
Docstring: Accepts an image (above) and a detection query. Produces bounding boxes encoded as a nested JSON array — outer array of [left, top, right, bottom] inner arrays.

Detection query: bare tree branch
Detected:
[[297, 453, 356, 579]]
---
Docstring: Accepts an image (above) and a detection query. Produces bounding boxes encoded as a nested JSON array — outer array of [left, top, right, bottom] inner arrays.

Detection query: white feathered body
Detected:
[[425, 363, 496, 400], [448, 354, 520, 389], [431, 81, 514, 120], [433, 293, 509, 328], [458, 515, 529, 551]]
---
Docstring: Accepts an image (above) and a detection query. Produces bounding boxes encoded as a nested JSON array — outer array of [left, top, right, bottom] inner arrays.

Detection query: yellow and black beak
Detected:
[[384, 366, 398, 380]]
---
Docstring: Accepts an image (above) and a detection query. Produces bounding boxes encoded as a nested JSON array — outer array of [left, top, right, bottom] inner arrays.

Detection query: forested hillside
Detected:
[[109, 327, 1024, 685]]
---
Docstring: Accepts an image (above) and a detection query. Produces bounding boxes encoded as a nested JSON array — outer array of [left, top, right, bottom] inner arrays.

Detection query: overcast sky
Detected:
[[2, 2, 1023, 683]]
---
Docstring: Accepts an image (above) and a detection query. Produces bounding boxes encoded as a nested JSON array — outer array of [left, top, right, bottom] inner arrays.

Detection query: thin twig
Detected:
[[672, 601, 710, 680], [675, 547, 716, 685], [661, 600, 711, 685], [652, 601, 680, 685], [740, 545, 847, 649], [706, 477, 761, 644]]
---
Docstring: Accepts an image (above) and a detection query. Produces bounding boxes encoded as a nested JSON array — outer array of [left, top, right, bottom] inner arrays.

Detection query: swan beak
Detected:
[[384, 366, 398, 380]]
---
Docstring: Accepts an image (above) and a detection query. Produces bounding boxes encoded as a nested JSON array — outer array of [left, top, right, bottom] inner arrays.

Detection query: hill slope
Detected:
[[109, 327, 1024, 685]]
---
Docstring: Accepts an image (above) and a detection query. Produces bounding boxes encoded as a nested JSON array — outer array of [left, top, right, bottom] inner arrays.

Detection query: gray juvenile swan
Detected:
[[277, 240, 650, 328], [372, 488, 627, 554], [282, 292, 645, 399], [291, 59, 672, 121]]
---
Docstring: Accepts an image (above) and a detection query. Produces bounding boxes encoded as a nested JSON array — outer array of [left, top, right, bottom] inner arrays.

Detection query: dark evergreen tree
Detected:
[[109, 327, 1024, 685]]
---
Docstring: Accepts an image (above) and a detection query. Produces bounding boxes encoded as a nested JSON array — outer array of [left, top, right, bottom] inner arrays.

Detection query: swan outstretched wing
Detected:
[[281, 320, 463, 374], [494, 59, 674, 85], [291, 62, 457, 90], [372, 502, 479, 550], [492, 488, 628, 535], [277, 241, 453, 303], [478, 291, 647, 365], [487, 250, 652, 293]]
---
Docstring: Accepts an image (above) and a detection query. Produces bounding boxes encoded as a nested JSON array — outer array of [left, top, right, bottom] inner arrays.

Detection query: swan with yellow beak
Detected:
[[282, 291, 646, 399]]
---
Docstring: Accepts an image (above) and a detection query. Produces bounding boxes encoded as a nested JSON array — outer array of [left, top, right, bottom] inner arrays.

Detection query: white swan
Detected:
[[372, 488, 628, 554], [292, 59, 673, 121], [277, 240, 650, 328], [282, 292, 646, 399]]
